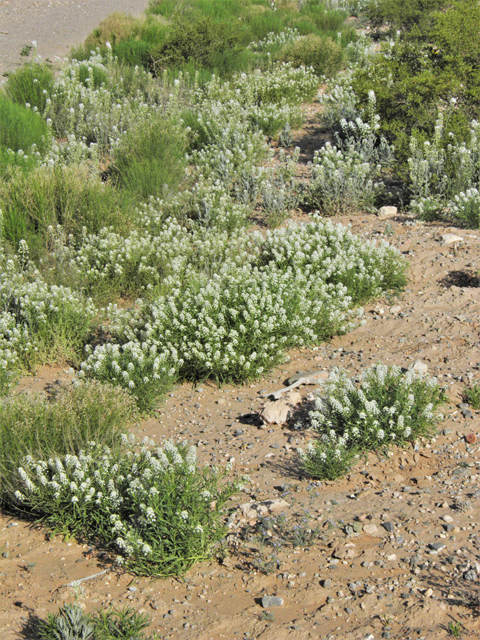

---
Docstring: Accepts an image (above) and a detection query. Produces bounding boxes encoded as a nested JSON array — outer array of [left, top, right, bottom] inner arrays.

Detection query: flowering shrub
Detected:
[[0, 380, 138, 501], [0, 246, 96, 365], [299, 364, 445, 479], [14, 435, 240, 576], [448, 188, 480, 228], [78, 219, 405, 407]]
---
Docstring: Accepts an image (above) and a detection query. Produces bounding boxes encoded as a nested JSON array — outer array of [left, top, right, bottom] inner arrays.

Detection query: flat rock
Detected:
[[260, 400, 290, 424], [363, 524, 379, 536], [283, 390, 302, 406], [286, 369, 329, 386], [441, 233, 463, 245], [261, 595, 284, 608]]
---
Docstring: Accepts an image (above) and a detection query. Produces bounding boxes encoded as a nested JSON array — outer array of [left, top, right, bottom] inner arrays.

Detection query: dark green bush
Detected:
[[366, 0, 447, 32], [149, 15, 242, 74]]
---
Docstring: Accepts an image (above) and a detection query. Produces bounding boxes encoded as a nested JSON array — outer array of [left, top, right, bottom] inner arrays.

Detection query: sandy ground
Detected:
[[0, 0, 150, 77], [1, 5, 480, 639]]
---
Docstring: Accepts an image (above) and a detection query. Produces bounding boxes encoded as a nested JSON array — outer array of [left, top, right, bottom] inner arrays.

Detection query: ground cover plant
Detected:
[[298, 364, 445, 479]]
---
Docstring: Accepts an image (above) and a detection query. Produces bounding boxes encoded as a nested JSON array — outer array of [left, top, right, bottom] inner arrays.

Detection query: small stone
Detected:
[[390, 305, 402, 314], [441, 429, 453, 435], [429, 542, 445, 552], [464, 570, 477, 581], [443, 524, 454, 532], [441, 233, 463, 245], [345, 606, 353, 614], [382, 522, 394, 533], [424, 588, 433, 598], [322, 578, 332, 588], [409, 360, 428, 375], [377, 205, 397, 218], [128, 586, 137, 592], [260, 401, 290, 425], [442, 515, 453, 523], [261, 595, 284, 608], [2, 551, 9, 559], [363, 524, 379, 536], [353, 521, 363, 533], [465, 433, 477, 444]]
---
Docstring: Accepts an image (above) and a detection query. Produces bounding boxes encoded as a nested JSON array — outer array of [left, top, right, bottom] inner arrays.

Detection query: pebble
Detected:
[[442, 515, 453, 523], [363, 524, 378, 536], [464, 570, 477, 581], [322, 578, 332, 588], [429, 542, 445, 551], [382, 522, 394, 533], [465, 433, 477, 443], [261, 595, 284, 608], [410, 360, 428, 375]]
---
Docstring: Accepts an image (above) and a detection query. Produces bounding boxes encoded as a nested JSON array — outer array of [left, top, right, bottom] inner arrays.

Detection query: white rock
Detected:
[[441, 233, 463, 245], [284, 390, 302, 406], [363, 524, 378, 536], [410, 360, 428, 375], [390, 305, 402, 314], [238, 499, 289, 522], [442, 515, 453, 523], [260, 400, 290, 424], [377, 206, 397, 218]]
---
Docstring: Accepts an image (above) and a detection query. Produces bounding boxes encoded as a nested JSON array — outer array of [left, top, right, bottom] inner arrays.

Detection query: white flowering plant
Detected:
[[14, 435, 240, 576], [299, 364, 445, 479]]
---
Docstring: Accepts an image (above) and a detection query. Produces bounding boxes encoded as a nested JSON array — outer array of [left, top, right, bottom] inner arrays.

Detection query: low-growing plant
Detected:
[[14, 435, 240, 576], [3, 61, 55, 112], [0, 380, 138, 503], [112, 113, 188, 200], [275, 33, 345, 77], [463, 382, 480, 410], [299, 364, 445, 479], [38, 603, 159, 640]]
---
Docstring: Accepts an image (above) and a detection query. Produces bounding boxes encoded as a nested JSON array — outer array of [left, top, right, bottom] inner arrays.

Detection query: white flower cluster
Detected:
[[248, 28, 301, 52], [448, 188, 480, 227], [15, 435, 234, 574], [307, 364, 441, 449], [79, 218, 403, 397]]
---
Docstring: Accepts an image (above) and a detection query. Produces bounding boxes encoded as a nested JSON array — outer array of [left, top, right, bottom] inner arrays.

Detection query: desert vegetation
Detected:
[[2, 3, 478, 628]]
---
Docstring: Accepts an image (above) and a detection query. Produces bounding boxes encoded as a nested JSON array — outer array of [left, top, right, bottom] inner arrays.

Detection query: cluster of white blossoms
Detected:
[[248, 28, 301, 52], [307, 364, 440, 448], [14, 435, 237, 574]]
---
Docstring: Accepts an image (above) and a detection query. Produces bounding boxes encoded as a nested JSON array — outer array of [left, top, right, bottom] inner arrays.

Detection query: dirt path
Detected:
[[0, 0, 150, 77]]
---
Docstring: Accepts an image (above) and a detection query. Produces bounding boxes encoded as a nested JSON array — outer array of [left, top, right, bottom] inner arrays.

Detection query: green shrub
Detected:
[[84, 12, 141, 47], [463, 382, 480, 410], [149, 14, 242, 73], [299, 364, 445, 479], [112, 114, 188, 200], [1, 165, 131, 259], [0, 381, 138, 502], [38, 603, 158, 640], [0, 96, 51, 174], [4, 62, 54, 112], [14, 436, 239, 576], [276, 33, 345, 77], [366, 0, 447, 32]]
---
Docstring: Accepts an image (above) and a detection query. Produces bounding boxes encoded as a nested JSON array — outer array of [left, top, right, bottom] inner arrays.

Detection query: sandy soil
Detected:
[[0, 0, 150, 77], [1, 6, 480, 639]]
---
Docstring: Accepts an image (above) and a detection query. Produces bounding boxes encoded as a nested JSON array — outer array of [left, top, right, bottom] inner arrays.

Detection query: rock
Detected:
[[390, 305, 402, 314], [429, 542, 445, 552], [382, 522, 394, 533], [442, 515, 453, 523], [260, 401, 290, 425], [441, 233, 463, 245], [286, 369, 329, 385], [409, 360, 428, 375], [322, 578, 332, 588], [377, 205, 397, 218], [466, 433, 477, 444], [363, 524, 379, 536], [353, 521, 363, 533], [261, 595, 284, 608], [443, 524, 454, 532], [424, 588, 433, 598], [464, 570, 477, 581], [284, 390, 302, 406], [238, 499, 289, 521]]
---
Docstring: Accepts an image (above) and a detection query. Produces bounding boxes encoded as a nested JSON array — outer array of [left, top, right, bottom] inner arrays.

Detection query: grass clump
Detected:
[[14, 435, 240, 577], [112, 113, 188, 200], [0, 96, 51, 175], [0, 381, 138, 503], [275, 34, 345, 77], [3, 62, 55, 112], [1, 165, 131, 258], [38, 603, 159, 640], [299, 364, 445, 479]]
